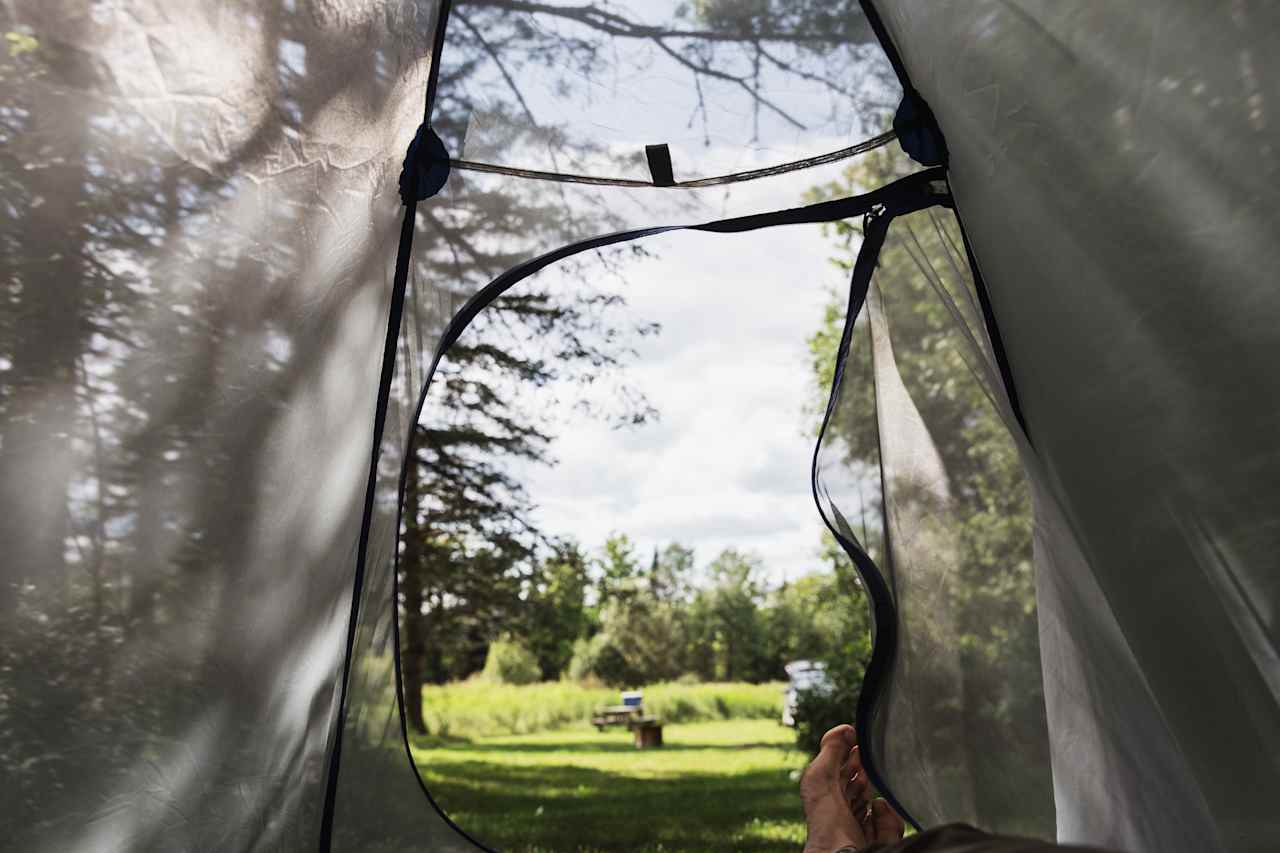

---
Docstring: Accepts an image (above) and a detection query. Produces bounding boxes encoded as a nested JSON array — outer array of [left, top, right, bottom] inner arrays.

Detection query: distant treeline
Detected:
[[400, 532, 873, 735]]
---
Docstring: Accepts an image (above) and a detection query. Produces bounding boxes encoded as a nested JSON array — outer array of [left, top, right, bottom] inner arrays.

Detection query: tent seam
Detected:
[[317, 1, 456, 850]]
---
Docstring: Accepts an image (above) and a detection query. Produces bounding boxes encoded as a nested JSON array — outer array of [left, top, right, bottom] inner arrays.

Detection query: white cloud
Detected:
[[513, 208, 853, 581]]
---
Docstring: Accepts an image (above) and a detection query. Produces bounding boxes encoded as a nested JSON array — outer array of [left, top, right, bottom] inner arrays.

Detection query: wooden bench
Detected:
[[632, 717, 663, 749]]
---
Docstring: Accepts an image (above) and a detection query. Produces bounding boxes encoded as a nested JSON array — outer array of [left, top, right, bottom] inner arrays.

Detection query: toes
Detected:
[[801, 725, 857, 795], [819, 724, 857, 757], [840, 743, 862, 779], [800, 725, 871, 852], [814, 725, 856, 774], [846, 772, 869, 814], [840, 744, 868, 810], [867, 798, 905, 843]]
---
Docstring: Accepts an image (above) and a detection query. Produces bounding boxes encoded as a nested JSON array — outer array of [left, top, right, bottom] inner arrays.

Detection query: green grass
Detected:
[[420, 680, 787, 738], [410, 719, 809, 852]]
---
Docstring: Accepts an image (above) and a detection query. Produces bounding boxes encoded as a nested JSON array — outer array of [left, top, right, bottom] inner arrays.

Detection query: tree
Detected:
[[400, 287, 656, 730], [522, 544, 591, 680], [561, 539, 700, 686], [647, 542, 696, 603], [438, 1, 893, 161], [687, 549, 768, 681], [480, 637, 541, 685], [767, 570, 855, 665], [594, 532, 643, 607], [586, 592, 689, 686]]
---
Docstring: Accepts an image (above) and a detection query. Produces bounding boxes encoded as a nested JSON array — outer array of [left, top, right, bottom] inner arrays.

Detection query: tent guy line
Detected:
[[442, 130, 899, 188]]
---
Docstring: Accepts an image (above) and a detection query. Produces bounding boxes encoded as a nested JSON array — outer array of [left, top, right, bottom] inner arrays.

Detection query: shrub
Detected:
[[565, 634, 641, 687], [480, 638, 541, 686], [416, 680, 785, 738], [793, 673, 857, 757], [566, 638, 595, 683]]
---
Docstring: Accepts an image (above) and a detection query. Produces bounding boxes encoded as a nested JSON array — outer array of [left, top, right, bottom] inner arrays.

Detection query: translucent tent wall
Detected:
[[874, 5, 1280, 852], [1, 2, 1277, 853]]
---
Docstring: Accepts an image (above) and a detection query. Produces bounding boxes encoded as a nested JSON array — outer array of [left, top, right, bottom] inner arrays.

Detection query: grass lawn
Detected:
[[410, 719, 810, 852]]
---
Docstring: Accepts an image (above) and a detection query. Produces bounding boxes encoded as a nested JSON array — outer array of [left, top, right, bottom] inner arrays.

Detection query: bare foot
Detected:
[[801, 725, 866, 853], [844, 732, 906, 846], [801, 724, 905, 852], [866, 798, 906, 846]]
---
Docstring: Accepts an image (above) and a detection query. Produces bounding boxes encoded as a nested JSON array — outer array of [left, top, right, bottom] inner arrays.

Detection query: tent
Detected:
[[1, 1, 1276, 851]]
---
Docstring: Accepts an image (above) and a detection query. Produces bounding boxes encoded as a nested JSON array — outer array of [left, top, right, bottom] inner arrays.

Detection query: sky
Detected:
[[435, 3, 896, 582], [508, 189, 852, 583]]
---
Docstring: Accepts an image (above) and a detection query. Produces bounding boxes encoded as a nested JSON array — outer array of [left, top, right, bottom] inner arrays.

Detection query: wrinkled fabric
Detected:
[[877, 4, 1280, 852], [0, 2, 440, 850]]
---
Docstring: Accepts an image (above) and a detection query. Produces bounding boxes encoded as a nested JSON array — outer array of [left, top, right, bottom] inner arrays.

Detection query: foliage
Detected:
[[412, 720, 808, 853], [779, 554, 873, 757], [523, 545, 592, 680], [564, 539, 705, 686], [416, 679, 785, 739], [399, 285, 659, 729], [647, 542, 696, 602], [565, 632, 634, 687], [591, 597, 689, 686], [594, 533, 643, 607], [481, 638, 543, 686], [545, 536, 870, 691], [4, 30, 37, 57], [792, 678, 855, 759]]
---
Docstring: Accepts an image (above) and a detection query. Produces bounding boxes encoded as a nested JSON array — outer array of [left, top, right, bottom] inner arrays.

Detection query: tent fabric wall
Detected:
[[0, 1, 440, 850], [812, 199, 1058, 838], [876, 3, 1280, 852], [862, 210, 1053, 837]]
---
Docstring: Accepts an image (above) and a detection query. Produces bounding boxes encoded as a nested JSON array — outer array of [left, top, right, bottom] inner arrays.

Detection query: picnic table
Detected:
[[591, 695, 664, 748], [591, 704, 644, 731]]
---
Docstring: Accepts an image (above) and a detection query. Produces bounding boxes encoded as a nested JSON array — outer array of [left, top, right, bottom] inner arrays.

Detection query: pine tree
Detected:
[[400, 289, 656, 732]]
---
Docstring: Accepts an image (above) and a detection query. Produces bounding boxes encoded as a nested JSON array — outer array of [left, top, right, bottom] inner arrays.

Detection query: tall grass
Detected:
[[419, 680, 785, 738]]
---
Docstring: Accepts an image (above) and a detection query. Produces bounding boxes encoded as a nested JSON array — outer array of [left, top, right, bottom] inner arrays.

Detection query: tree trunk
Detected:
[[0, 68, 90, 616], [400, 444, 428, 734]]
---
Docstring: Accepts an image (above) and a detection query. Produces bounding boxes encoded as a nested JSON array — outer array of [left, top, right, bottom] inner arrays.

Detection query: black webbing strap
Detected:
[[423, 169, 946, 367], [958, 214, 1030, 441], [808, 186, 954, 835], [860, 0, 1025, 442], [386, 168, 948, 846], [645, 144, 676, 186], [318, 200, 416, 853]]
